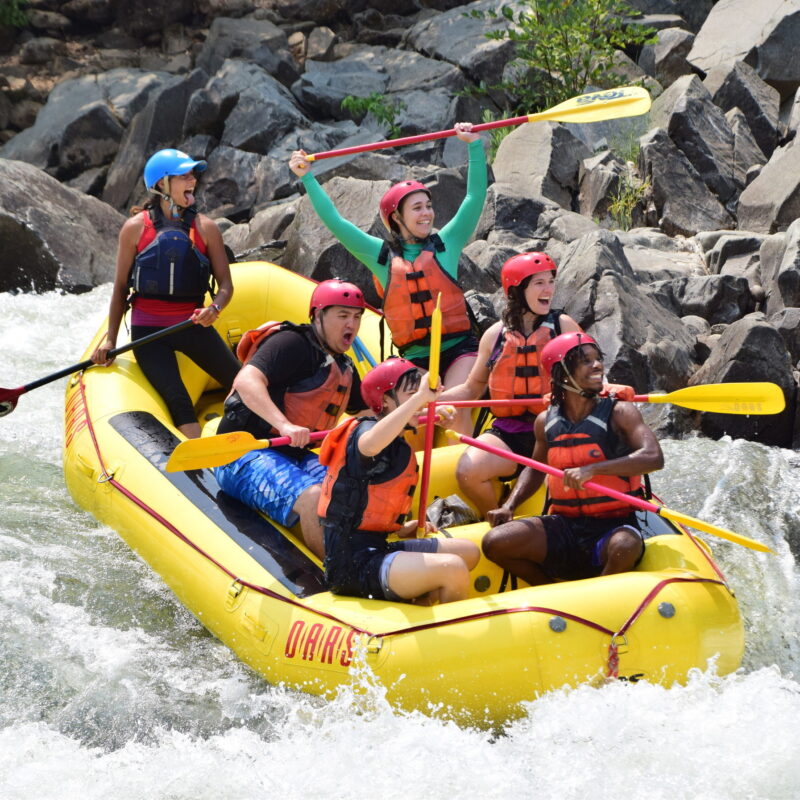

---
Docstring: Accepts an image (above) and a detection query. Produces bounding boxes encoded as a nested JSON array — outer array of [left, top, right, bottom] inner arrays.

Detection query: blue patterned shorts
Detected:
[[215, 448, 327, 526]]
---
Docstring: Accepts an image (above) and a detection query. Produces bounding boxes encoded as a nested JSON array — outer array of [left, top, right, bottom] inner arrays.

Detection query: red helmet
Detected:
[[309, 279, 366, 317], [540, 332, 600, 379], [379, 180, 430, 230], [361, 357, 419, 413], [501, 252, 557, 295]]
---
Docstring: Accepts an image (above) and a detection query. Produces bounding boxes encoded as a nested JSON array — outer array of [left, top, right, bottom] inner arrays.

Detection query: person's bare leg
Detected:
[[600, 528, 644, 575], [292, 483, 324, 559], [386, 551, 470, 603], [178, 422, 202, 439], [482, 517, 551, 586], [455, 435, 516, 519], [437, 537, 480, 570]]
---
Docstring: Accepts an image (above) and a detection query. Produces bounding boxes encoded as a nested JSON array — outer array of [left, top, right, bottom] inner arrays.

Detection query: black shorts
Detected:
[[407, 334, 479, 377], [540, 513, 644, 581], [487, 422, 535, 479], [324, 528, 439, 601]]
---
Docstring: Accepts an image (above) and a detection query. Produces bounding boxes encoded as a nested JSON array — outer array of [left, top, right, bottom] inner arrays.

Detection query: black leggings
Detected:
[[131, 324, 240, 427]]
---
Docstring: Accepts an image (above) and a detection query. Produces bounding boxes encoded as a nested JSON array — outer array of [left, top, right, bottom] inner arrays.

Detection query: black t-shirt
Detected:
[[218, 324, 366, 452]]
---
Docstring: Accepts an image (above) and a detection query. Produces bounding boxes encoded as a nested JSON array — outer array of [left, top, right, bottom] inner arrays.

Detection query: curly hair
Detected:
[[501, 276, 532, 332]]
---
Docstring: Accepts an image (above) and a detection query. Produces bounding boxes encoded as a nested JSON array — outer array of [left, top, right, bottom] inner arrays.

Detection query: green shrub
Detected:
[[467, 0, 656, 114], [0, 0, 28, 27], [608, 162, 649, 230], [341, 93, 407, 139]]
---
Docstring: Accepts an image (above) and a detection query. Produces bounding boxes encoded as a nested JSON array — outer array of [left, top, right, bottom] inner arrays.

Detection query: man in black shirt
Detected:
[[215, 280, 368, 557]]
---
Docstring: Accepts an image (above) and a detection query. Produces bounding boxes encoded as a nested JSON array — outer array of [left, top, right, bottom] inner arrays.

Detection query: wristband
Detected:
[[211, 302, 222, 314]]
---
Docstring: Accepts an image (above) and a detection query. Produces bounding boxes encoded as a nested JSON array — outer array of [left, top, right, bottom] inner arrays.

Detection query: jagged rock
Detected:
[[644, 274, 755, 324], [0, 69, 172, 173], [113, 0, 193, 41], [637, 27, 695, 87], [454, 239, 507, 294], [486, 184, 561, 243], [102, 69, 207, 211], [690, 313, 796, 447], [19, 37, 68, 65], [404, 0, 514, 87], [223, 198, 298, 259], [307, 26, 337, 61], [769, 307, 800, 368], [681, 314, 710, 337], [705, 233, 765, 280], [195, 145, 266, 223], [650, 74, 739, 205], [0, 158, 124, 292], [270, 0, 366, 25], [725, 108, 768, 186], [195, 17, 297, 88], [493, 122, 591, 211], [578, 150, 625, 223], [704, 60, 779, 158], [61, 0, 116, 27], [737, 143, 800, 234], [638, 128, 733, 236], [689, 0, 800, 99], [26, 11, 71, 35], [763, 219, 800, 316]]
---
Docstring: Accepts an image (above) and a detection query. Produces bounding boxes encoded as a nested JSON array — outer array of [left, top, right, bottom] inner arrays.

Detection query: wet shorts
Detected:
[[540, 513, 644, 581], [407, 334, 479, 377], [214, 448, 327, 526], [486, 423, 535, 480], [324, 529, 439, 601]]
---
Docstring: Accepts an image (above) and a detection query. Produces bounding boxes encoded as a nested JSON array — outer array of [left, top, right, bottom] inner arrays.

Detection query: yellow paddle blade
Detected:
[[660, 507, 774, 554], [166, 431, 268, 472], [647, 382, 785, 415], [428, 292, 442, 389], [528, 86, 651, 125]]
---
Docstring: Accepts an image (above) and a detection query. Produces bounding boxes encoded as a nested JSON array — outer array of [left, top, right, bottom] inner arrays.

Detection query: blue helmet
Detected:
[[143, 149, 207, 192]]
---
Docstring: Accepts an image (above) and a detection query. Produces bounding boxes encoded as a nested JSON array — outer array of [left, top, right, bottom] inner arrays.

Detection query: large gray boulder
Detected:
[[0, 158, 124, 292], [737, 143, 800, 234], [690, 313, 796, 447]]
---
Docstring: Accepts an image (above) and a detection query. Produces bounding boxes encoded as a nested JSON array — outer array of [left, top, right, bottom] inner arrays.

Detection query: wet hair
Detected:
[[550, 343, 604, 407]]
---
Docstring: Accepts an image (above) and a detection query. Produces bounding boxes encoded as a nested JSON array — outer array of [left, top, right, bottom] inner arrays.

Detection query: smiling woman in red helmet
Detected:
[[438, 252, 581, 519], [288, 121, 486, 436], [213, 279, 369, 558], [90, 148, 240, 439], [481, 332, 664, 586], [319, 356, 479, 603]]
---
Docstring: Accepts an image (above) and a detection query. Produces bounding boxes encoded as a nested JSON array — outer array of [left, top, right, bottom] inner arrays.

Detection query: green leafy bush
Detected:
[[0, 0, 28, 27], [341, 93, 407, 139], [467, 0, 656, 113]]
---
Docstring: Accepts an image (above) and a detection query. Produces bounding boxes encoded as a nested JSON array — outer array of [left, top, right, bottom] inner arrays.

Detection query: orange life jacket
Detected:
[[545, 397, 642, 518], [375, 236, 470, 351], [487, 311, 561, 417], [237, 321, 353, 434], [318, 417, 418, 534]]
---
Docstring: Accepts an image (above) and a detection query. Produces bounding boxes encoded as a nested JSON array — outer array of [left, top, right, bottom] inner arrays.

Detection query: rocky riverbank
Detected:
[[1, 0, 799, 447]]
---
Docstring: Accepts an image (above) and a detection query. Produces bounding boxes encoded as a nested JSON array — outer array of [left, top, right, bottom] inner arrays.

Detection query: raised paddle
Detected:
[[166, 429, 331, 472], [306, 86, 651, 161], [416, 293, 442, 534], [0, 318, 196, 418], [437, 382, 786, 415], [446, 430, 773, 554]]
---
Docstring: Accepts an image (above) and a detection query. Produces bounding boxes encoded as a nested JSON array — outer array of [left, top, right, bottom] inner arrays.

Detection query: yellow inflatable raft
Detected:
[[63, 261, 744, 725]]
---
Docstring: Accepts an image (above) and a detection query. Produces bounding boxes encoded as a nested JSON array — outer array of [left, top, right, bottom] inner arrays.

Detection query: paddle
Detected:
[[306, 86, 651, 161], [437, 382, 786, 415], [446, 430, 773, 554], [0, 318, 196, 418], [416, 293, 442, 534], [166, 429, 331, 472]]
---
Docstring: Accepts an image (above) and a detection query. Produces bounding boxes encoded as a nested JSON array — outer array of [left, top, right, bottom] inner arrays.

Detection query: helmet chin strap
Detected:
[[558, 363, 599, 399], [157, 177, 184, 219]]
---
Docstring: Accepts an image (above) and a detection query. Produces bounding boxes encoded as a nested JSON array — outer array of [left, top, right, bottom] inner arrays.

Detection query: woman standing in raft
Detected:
[[91, 149, 240, 439], [319, 357, 479, 604], [288, 122, 487, 435], [439, 252, 582, 519]]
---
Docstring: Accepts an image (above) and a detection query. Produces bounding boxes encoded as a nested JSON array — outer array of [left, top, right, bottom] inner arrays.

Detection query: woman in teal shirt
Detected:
[[289, 122, 487, 434]]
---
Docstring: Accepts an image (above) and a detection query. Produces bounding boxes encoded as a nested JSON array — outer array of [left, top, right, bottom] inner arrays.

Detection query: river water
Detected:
[[1, 287, 799, 799]]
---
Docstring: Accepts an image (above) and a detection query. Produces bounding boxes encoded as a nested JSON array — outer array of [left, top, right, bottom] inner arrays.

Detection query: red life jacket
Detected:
[[318, 417, 418, 534], [375, 235, 470, 351], [545, 397, 642, 518], [487, 311, 561, 417], [237, 321, 353, 434]]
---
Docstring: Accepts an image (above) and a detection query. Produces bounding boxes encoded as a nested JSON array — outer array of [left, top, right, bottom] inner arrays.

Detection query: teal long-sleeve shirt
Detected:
[[300, 139, 488, 360]]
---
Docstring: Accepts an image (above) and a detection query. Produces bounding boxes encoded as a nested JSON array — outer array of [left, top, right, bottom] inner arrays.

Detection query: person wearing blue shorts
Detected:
[[215, 279, 368, 558], [319, 357, 479, 604], [483, 332, 664, 586]]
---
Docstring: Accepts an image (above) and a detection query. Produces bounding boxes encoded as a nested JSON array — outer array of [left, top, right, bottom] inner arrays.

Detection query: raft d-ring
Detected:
[[97, 470, 116, 483], [610, 633, 629, 653], [365, 635, 384, 655]]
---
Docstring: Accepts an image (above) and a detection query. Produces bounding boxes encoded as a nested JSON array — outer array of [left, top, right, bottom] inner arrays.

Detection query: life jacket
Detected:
[[487, 310, 562, 417], [318, 417, 418, 534], [375, 235, 471, 352], [236, 321, 353, 434], [545, 397, 642, 518], [128, 205, 212, 301]]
